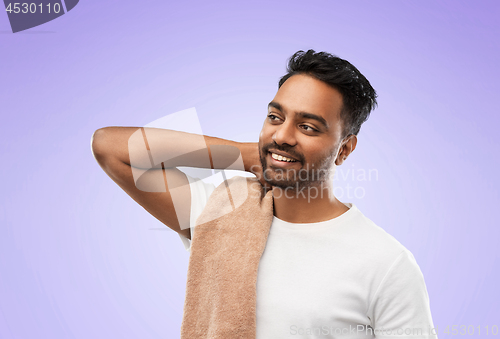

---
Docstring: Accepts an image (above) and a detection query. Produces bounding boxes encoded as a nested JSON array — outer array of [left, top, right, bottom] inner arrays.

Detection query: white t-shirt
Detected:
[[178, 176, 437, 339]]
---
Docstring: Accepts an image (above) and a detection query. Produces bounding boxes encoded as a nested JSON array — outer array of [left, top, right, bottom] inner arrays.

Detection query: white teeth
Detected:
[[271, 153, 295, 162]]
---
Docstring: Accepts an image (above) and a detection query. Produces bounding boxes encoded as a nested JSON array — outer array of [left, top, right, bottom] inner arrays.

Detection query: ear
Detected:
[[335, 134, 357, 166]]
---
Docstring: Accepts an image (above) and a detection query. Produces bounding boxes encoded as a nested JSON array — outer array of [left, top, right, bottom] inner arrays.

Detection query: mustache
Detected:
[[261, 142, 304, 163]]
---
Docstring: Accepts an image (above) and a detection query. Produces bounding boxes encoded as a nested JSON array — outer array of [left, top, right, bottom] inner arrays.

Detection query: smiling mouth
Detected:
[[270, 152, 298, 163]]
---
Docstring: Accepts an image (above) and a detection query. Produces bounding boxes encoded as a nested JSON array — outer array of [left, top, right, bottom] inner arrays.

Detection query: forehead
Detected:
[[272, 73, 344, 123]]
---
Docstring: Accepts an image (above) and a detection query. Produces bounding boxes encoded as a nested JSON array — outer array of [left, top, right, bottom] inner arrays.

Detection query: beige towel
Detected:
[[180, 176, 274, 338]]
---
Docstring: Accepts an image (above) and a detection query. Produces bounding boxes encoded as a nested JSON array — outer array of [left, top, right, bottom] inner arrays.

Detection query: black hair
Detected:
[[278, 49, 378, 139]]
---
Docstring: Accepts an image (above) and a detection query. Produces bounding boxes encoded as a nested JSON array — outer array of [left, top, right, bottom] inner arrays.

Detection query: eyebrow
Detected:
[[268, 101, 329, 130]]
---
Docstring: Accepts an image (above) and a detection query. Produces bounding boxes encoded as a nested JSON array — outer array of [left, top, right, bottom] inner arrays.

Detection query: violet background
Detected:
[[1, 0, 499, 338]]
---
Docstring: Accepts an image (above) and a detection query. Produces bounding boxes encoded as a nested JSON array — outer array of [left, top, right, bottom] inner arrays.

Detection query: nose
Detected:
[[272, 121, 297, 147]]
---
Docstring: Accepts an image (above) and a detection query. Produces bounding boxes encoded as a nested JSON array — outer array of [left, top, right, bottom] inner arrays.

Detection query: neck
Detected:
[[271, 180, 349, 223]]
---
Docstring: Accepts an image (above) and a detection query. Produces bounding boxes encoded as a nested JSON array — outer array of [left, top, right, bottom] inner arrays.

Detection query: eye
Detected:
[[300, 124, 318, 133], [267, 113, 281, 122]]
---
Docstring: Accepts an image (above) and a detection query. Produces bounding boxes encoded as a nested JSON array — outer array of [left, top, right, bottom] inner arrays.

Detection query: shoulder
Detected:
[[344, 205, 411, 267], [344, 208, 431, 310]]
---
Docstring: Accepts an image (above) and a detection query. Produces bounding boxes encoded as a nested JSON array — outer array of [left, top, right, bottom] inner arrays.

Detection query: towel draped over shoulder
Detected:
[[181, 176, 274, 339]]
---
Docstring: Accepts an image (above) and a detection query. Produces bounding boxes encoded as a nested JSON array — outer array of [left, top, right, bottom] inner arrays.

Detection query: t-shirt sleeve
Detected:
[[367, 250, 438, 339], [177, 174, 216, 252]]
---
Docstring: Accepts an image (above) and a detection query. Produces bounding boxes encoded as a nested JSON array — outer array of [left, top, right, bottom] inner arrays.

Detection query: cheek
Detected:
[[258, 131, 265, 148], [259, 124, 274, 142], [258, 127, 270, 151], [301, 141, 336, 165]]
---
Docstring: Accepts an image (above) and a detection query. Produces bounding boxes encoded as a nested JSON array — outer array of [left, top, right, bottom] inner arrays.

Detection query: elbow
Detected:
[[90, 127, 109, 162]]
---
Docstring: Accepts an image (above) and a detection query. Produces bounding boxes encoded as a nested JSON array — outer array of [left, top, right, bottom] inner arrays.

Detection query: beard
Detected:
[[259, 141, 336, 190]]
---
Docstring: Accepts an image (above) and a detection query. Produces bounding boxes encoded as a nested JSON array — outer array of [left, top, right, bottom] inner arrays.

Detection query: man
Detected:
[[91, 50, 437, 338]]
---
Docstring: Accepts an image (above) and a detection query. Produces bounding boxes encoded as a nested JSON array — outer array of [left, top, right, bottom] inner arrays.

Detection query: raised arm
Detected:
[[91, 126, 260, 240]]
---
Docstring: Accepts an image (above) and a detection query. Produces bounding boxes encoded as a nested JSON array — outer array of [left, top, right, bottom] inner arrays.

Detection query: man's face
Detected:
[[258, 73, 345, 189]]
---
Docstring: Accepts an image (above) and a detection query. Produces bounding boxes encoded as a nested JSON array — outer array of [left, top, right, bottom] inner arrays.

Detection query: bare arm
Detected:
[[91, 127, 261, 240]]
